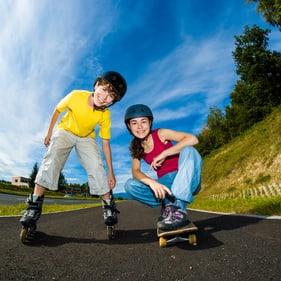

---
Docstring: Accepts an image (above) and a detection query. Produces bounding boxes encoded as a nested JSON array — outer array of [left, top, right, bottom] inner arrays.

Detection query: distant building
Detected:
[[12, 176, 30, 187]]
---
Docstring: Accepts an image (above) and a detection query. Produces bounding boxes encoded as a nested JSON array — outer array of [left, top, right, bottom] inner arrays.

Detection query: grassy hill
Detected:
[[190, 105, 281, 216]]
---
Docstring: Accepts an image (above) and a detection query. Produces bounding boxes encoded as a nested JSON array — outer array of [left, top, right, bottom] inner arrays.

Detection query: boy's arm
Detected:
[[101, 138, 116, 189], [44, 109, 61, 146]]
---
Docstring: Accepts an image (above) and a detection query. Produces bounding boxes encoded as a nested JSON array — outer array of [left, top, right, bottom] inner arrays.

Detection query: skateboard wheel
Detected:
[[159, 237, 167, 247], [188, 234, 197, 245]]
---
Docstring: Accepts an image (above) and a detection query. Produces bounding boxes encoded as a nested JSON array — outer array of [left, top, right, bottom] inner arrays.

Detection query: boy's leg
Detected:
[[75, 137, 117, 225], [20, 129, 74, 227], [101, 191, 119, 226], [76, 137, 109, 196], [36, 129, 74, 190], [20, 190, 45, 227]]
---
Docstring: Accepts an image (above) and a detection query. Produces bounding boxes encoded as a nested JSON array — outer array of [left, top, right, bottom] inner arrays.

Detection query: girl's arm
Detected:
[[151, 128, 198, 170]]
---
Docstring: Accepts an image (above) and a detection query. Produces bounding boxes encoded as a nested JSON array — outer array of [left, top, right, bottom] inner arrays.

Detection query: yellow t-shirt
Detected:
[[56, 90, 111, 139]]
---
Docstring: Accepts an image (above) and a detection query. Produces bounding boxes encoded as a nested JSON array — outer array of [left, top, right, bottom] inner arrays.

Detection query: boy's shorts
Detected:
[[35, 129, 109, 195]]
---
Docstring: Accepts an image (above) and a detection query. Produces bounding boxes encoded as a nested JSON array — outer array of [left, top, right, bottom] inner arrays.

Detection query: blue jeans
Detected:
[[124, 146, 202, 210]]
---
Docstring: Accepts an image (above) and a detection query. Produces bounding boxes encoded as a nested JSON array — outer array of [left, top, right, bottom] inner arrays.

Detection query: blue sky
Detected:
[[0, 0, 280, 194]]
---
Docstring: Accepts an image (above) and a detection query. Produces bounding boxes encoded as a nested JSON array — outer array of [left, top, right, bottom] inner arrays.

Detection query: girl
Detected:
[[124, 104, 202, 230]]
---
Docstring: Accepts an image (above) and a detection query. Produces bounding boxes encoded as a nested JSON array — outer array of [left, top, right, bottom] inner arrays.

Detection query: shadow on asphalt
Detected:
[[21, 228, 158, 247], [189, 214, 262, 250], [23, 214, 262, 251]]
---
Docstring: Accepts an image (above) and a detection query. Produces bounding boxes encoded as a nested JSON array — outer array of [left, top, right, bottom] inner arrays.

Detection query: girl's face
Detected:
[[129, 117, 151, 138], [93, 82, 116, 107]]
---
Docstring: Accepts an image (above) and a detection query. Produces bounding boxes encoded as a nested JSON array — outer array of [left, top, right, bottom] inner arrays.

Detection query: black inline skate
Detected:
[[19, 193, 44, 244], [102, 193, 120, 239]]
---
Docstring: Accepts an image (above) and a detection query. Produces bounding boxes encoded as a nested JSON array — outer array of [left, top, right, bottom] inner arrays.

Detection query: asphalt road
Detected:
[[0, 192, 99, 205], [0, 200, 280, 281]]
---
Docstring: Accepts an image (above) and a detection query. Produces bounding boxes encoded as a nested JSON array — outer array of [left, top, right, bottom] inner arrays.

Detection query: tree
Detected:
[[29, 162, 67, 191], [247, 0, 281, 31], [230, 25, 281, 131], [58, 172, 67, 192], [29, 162, 39, 188]]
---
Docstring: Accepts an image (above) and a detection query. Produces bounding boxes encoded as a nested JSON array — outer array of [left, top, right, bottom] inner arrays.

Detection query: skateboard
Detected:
[[20, 225, 37, 244], [157, 221, 198, 247]]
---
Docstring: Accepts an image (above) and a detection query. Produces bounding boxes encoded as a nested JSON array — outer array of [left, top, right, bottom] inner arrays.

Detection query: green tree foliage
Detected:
[[229, 25, 281, 134], [29, 162, 39, 188], [58, 172, 67, 192], [29, 162, 67, 191], [197, 25, 281, 156], [196, 107, 229, 156], [247, 0, 281, 30]]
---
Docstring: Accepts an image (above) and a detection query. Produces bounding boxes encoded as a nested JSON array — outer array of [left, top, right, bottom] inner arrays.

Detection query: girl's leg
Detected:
[[124, 178, 162, 208], [171, 146, 202, 209], [124, 172, 177, 208]]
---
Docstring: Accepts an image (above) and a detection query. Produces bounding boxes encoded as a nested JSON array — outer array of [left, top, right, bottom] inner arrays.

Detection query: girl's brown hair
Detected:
[[129, 137, 144, 160]]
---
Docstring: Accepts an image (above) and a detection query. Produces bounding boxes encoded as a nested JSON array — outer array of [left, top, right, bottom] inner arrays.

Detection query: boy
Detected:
[[20, 71, 127, 229]]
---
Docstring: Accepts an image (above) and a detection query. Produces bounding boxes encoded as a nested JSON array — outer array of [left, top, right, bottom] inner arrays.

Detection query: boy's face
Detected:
[[93, 82, 117, 107], [128, 117, 151, 139]]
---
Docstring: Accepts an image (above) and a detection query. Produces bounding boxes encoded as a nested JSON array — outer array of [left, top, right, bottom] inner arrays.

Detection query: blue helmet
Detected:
[[124, 104, 153, 131]]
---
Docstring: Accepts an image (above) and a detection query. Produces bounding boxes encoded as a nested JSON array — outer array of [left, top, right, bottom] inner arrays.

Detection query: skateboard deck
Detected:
[[157, 221, 198, 247]]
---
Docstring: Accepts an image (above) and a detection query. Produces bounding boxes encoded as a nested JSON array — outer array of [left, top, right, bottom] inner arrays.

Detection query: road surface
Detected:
[[0, 200, 280, 281]]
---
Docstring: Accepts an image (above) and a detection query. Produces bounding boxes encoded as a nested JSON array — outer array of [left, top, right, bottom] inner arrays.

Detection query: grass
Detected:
[[0, 202, 100, 217], [201, 106, 281, 195], [1, 190, 280, 217], [189, 195, 281, 216], [0, 184, 102, 217]]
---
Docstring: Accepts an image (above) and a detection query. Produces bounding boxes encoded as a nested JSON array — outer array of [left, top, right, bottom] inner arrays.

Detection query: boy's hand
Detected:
[[44, 133, 52, 147], [108, 174, 116, 189]]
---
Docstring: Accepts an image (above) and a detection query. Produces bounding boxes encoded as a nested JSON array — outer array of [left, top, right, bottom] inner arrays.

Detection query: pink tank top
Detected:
[[143, 129, 179, 178]]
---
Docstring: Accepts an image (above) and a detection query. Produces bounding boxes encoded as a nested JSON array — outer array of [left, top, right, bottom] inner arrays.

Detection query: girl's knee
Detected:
[[182, 146, 202, 161], [124, 178, 135, 194]]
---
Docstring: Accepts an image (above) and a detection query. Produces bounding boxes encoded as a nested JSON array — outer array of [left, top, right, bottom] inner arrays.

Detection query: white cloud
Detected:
[[0, 0, 117, 181]]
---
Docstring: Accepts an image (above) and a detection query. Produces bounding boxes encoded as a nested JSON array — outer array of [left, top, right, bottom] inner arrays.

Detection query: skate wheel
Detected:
[[159, 237, 167, 247], [20, 228, 28, 244], [107, 226, 114, 239], [188, 234, 197, 245]]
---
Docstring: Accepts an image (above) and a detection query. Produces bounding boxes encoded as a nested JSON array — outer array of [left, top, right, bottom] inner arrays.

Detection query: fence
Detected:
[[208, 183, 281, 200]]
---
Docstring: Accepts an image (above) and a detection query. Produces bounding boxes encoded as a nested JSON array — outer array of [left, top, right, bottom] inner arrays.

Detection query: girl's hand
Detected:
[[149, 181, 172, 200], [150, 152, 166, 170]]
